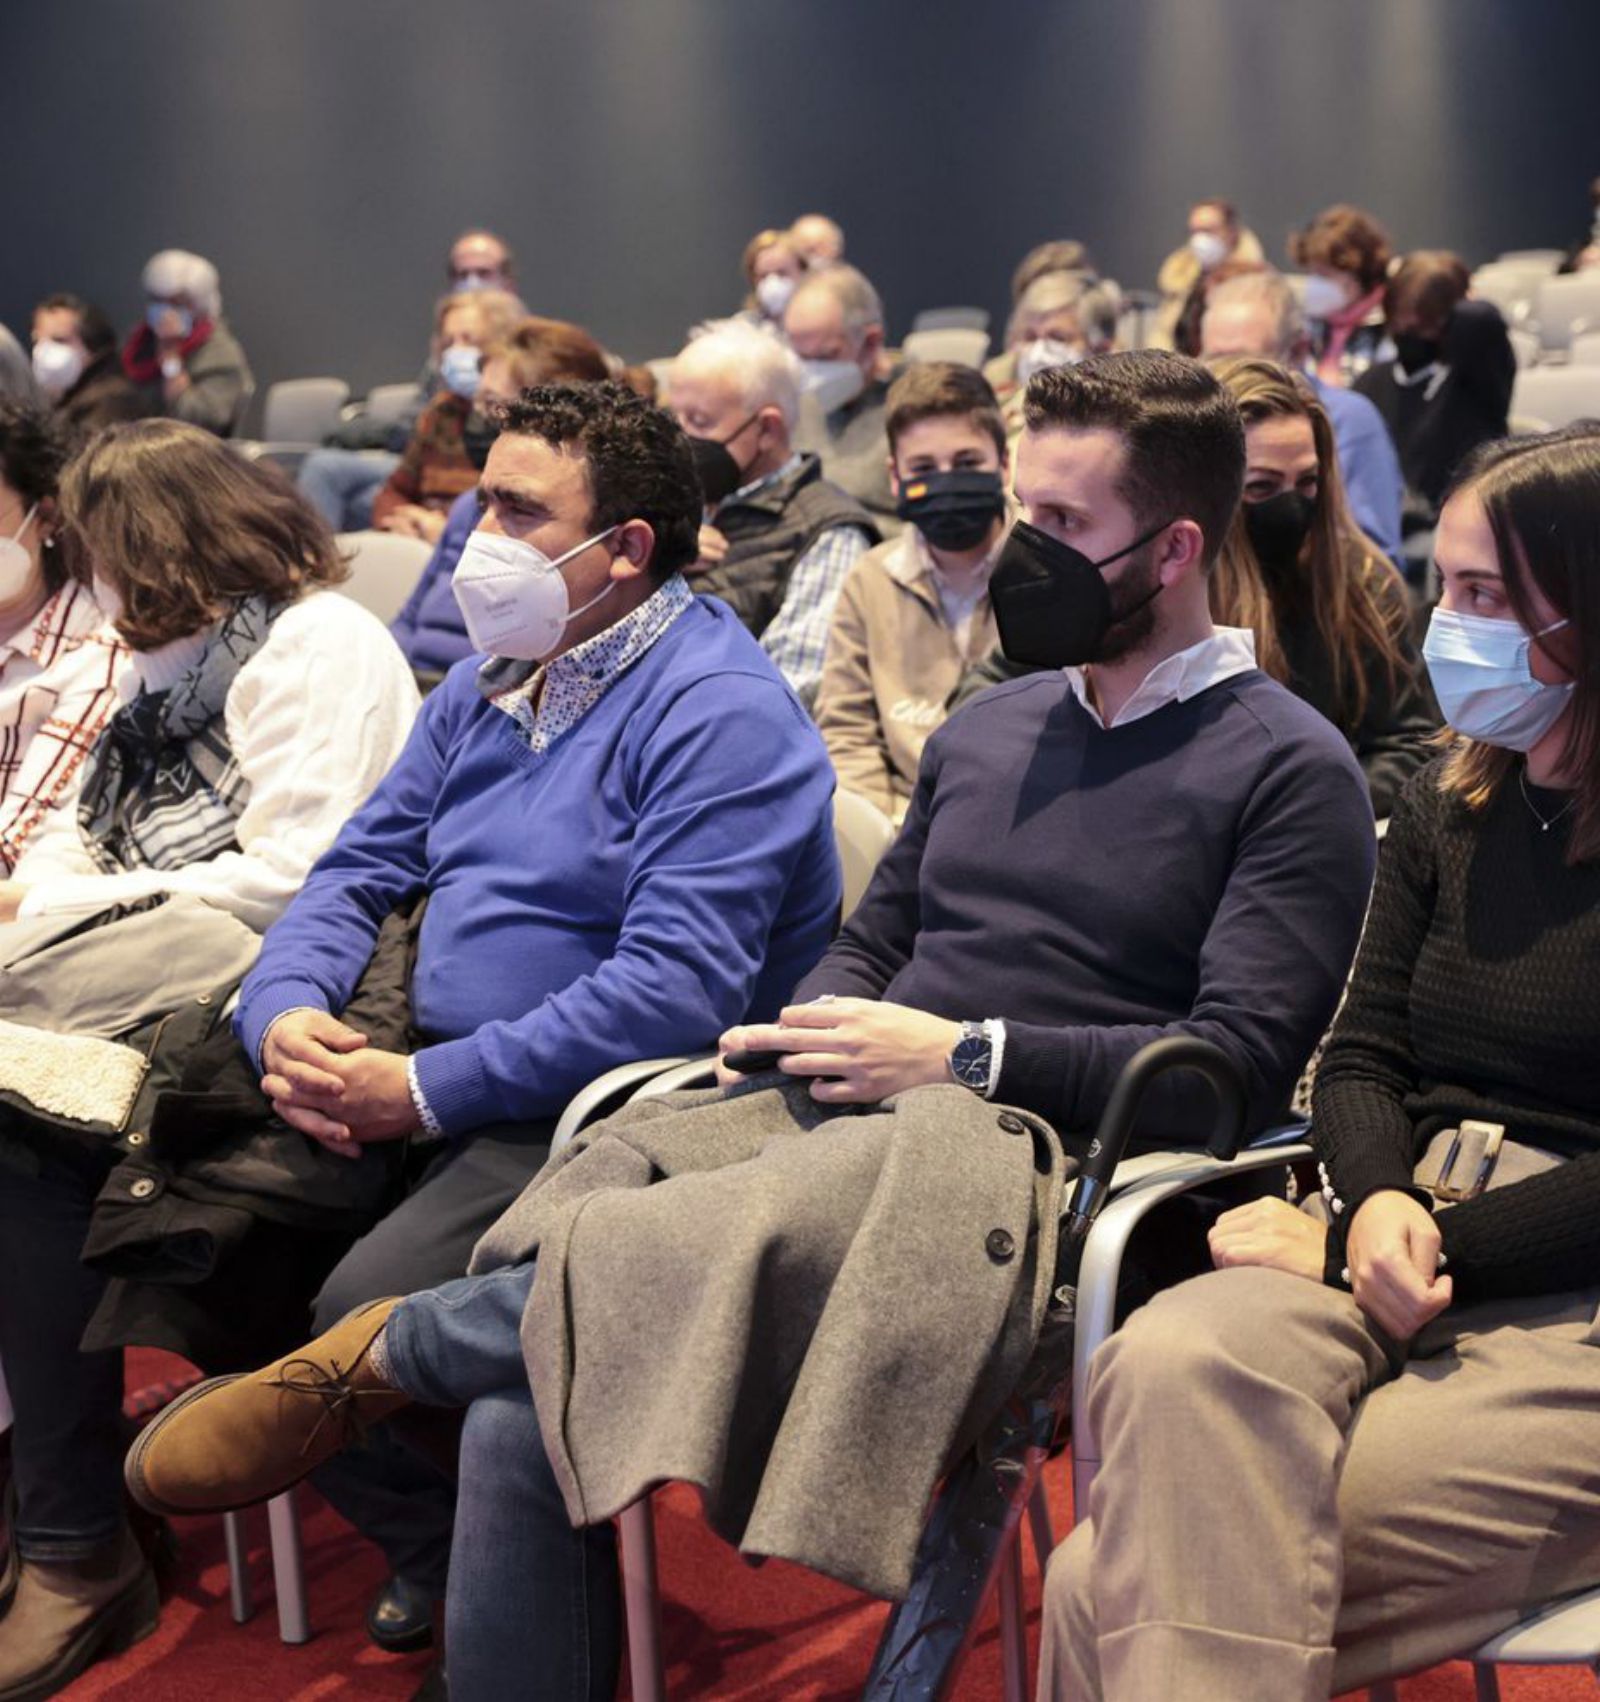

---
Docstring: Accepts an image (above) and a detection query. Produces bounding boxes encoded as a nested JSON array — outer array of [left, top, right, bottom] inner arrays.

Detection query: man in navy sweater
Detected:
[[231, 382, 842, 1644], [131, 355, 1378, 1697]]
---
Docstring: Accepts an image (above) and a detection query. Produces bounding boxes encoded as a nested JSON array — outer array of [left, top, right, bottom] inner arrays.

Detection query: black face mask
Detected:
[[990, 516, 1171, 669], [1243, 490, 1315, 579], [895, 468, 1006, 553], [1393, 330, 1443, 376], [462, 412, 498, 472], [686, 412, 761, 509]]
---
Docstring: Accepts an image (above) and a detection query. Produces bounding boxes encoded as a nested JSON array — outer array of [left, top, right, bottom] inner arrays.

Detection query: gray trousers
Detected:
[[1040, 1266, 1600, 1701]]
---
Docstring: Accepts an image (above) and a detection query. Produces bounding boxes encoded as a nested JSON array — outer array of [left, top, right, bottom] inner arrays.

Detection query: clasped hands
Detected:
[[1208, 1188, 1453, 1338], [261, 1009, 418, 1160], [716, 997, 961, 1104]]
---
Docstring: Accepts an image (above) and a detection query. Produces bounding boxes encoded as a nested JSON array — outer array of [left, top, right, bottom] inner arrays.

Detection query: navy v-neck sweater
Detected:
[[799, 668, 1377, 1143]]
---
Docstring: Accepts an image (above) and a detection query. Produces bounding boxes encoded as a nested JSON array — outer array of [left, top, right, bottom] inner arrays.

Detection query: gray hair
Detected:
[[142, 249, 222, 320], [673, 318, 803, 431], [789, 263, 884, 340], [1202, 271, 1305, 360], [1008, 274, 1120, 349]]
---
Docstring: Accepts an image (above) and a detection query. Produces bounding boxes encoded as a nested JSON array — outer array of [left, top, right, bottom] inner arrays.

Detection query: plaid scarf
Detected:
[[77, 597, 279, 874]]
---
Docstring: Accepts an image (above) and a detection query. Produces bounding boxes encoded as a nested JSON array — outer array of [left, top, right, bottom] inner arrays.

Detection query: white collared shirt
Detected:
[[890, 526, 1006, 656], [1064, 626, 1258, 730]]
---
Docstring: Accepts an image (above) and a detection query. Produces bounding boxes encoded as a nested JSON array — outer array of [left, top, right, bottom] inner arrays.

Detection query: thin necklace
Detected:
[[1519, 766, 1577, 834]]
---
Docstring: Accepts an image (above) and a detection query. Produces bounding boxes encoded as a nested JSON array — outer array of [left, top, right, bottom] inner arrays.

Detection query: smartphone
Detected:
[[722, 1048, 786, 1074]]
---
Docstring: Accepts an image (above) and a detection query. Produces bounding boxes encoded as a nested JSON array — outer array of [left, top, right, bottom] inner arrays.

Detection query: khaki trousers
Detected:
[[1040, 1266, 1600, 1701]]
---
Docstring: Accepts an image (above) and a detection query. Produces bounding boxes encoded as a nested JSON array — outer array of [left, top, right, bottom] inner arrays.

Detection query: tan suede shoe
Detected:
[[125, 1298, 408, 1517], [0, 1527, 155, 1702]]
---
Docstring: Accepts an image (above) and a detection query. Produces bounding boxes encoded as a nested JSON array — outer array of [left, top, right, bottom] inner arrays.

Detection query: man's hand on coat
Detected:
[[717, 997, 962, 1104], [261, 1009, 417, 1158]]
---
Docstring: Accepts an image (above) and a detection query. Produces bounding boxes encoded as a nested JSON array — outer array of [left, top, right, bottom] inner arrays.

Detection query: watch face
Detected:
[[952, 1036, 991, 1088]]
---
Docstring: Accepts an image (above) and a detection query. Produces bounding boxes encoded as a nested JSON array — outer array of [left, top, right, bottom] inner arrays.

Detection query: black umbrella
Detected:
[[862, 1035, 1249, 1700]]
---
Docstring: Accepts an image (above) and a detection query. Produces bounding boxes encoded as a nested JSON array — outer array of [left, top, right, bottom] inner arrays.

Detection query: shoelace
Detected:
[[269, 1357, 389, 1458]]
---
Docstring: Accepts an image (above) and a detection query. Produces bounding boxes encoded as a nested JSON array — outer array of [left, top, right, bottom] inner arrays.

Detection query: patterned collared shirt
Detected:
[[481, 571, 696, 753], [0, 581, 126, 875], [722, 454, 874, 711]]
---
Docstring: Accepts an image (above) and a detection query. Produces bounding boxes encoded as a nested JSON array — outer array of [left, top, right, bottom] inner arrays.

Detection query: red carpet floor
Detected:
[[50, 1352, 1595, 1699]]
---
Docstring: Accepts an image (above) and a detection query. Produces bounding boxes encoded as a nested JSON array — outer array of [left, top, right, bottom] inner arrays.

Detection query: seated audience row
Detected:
[[122, 350, 1381, 1702]]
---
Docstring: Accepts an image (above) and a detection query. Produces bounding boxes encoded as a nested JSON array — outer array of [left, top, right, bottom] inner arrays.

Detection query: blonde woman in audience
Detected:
[[1040, 426, 1600, 1702], [1208, 356, 1436, 815], [371, 288, 523, 543], [0, 399, 124, 876], [0, 418, 418, 1699], [739, 228, 810, 332], [120, 249, 253, 437]]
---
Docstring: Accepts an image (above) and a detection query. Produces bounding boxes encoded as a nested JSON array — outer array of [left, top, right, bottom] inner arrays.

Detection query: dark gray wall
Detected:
[[4, 0, 1596, 414]]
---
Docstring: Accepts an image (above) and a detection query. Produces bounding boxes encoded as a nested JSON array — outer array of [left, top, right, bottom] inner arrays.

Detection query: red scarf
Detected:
[[122, 317, 215, 384]]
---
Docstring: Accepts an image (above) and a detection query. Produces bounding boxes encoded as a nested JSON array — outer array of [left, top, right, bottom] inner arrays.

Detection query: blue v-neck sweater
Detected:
[[237, 598, 841, 1135]]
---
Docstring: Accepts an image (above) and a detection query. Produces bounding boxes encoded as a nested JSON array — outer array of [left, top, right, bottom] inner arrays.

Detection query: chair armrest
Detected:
[[630, 1056, 717, 1101], [1070, 1139, 1313, 1510], [550, 1057, 695, 1153]]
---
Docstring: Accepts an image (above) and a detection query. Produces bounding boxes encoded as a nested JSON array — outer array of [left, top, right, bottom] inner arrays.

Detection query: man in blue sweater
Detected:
[[232, 381, 841, 1644], [131, 355, 1378, 1697]]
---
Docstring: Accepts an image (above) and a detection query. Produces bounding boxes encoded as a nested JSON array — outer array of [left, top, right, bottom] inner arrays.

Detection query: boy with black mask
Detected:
[[816, 362, 1010, 820]]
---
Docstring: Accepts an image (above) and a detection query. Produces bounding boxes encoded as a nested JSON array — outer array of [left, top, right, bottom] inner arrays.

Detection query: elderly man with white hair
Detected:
[[120, 248, 253, 436], [669, 318, 878, 706]]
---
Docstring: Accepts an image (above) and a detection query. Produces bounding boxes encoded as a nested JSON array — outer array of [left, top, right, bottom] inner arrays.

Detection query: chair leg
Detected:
[[1473, 1664, 1502, 1702], [1027, 1479, 1054, 1573], [222, 1510, 253, 1624], [620, 1497, 666, 1702], [266, 1490, 310, 1645], [997, 1530, 1029, 1702]]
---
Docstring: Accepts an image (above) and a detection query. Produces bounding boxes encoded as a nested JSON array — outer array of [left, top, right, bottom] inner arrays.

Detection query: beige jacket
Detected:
[[815, 530, 1001, 822]]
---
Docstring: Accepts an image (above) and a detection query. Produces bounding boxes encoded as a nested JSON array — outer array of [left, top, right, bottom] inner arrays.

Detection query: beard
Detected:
[[1089, 542, 1163, 665]]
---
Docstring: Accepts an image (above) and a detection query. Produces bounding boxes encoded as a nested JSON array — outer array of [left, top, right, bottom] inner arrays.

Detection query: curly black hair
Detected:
[[0, 396, 74, 591], [497, 381, 701, 578]]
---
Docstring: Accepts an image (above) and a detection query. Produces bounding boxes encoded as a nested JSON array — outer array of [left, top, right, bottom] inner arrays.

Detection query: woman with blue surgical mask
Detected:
[[1039, 425, 1600, 1702], [120, 249, 254, 437], [371, 289, 525, 544]]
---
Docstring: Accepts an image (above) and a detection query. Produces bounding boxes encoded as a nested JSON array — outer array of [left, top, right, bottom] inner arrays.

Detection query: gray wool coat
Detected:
[[470, 1076, 1071, 1600]]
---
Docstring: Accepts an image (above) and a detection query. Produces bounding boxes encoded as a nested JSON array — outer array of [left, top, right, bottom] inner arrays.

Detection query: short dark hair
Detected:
[[0, 397, 75, 592], [34, 293, 117, 361], [1289, 204, 1392, 294], [499, 381, 701, 579], [1022, 350, 1245, 569], [1383, 250, 1471, 334], [885, 363, 1006, 460]]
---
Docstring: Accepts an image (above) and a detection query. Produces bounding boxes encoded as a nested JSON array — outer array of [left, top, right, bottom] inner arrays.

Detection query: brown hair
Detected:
[[1290, 205, 1393, 294], [60, 419, 347, 650], [1207, 357, 1409, 726], [1438, 428, 1600, 863], [1383, 250, 1471, 335], [482, 316, 610, 389], [431, 288, 524, 359], [1010, 239, 1096, 302], [1024, 350, 1245, 571], [741, 230, 805, 290], [885, 362, 1006, 460]]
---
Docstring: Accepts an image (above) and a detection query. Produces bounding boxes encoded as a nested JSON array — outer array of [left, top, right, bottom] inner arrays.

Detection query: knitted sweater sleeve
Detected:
[[1313, 768, 1600, 1301]]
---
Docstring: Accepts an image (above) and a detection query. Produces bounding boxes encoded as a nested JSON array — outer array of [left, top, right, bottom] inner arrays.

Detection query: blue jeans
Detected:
[[383, 1267, 621, 1702], [296, 450, 398, 531]]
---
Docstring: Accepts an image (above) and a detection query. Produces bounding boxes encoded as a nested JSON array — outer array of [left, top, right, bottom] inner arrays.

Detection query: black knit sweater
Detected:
[[1313, 758, 1600, 1302]]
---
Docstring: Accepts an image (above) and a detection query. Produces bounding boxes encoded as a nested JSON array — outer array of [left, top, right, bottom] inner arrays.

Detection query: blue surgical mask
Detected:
[[146, 302, 194, 338], [1422, 606, 1574, 751], [440, 345, 482, 400]]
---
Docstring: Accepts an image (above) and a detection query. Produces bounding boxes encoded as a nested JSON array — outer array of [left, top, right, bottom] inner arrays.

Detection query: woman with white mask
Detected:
[[1039, 425, 1600, 1702], [30, 294, 150, 441], [736, 229, 809, 335], [0, 398, 123, 875]]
